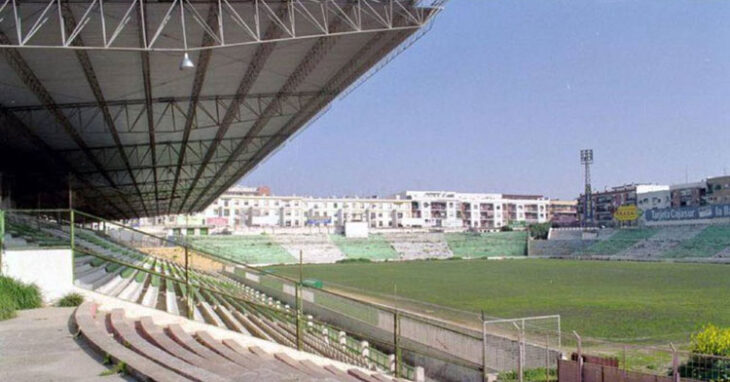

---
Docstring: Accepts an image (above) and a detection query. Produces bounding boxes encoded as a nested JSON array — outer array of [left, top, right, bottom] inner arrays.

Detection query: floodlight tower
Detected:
[[580, 149, 594, 227]]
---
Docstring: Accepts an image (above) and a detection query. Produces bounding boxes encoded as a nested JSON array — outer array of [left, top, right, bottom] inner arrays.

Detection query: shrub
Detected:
[[500, 225, 514, 232], [0, 276, 42, 321], [336, 258, 372, 264], [57, 293, 84, 307], [498, 367, 556, 381], [0, 275, 42, 310], [0, 293, 16, 320], [691, 324, 730, 357], [678, 325, 730, 381], [529, 223, 551, 240]]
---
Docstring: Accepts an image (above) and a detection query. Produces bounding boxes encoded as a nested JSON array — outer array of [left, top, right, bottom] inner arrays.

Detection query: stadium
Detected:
[[1, 1, 729, 382]]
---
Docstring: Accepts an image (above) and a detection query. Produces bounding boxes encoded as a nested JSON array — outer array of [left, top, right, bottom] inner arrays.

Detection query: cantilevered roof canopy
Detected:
[[0, 0, 444, 219]]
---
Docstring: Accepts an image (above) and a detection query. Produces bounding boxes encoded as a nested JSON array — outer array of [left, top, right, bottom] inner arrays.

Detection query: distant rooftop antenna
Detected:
[[580, 149, 594, 227]]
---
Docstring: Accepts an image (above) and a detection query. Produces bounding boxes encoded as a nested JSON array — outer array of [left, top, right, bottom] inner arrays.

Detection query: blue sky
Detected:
[[243, 0, 730, 200]]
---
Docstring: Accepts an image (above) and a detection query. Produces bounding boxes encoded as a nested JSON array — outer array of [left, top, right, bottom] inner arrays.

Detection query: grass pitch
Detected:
[[269, 259, 730, 345]]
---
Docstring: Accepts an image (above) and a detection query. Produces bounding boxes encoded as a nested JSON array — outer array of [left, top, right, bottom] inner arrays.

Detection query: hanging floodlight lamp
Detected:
[[179, 0, 194, 70]]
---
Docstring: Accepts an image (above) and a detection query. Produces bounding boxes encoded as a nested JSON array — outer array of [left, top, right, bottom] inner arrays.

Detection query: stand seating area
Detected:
[[74, 301, 395, 382]]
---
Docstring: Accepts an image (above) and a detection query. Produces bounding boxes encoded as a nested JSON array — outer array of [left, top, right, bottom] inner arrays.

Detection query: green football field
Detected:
[[268, 259, 730, 345]]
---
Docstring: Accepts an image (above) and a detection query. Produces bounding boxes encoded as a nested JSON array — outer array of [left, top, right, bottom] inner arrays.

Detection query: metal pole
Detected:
[[482, 311, 487, 382], [671, 343, 679, 382], [0, 208, 4, 273], [299, 250, 303, 284], [514, 322, 523, 382], [394, 308, 401, 379], [393, 283, 401, 378], [574, 331, 583, 382], [296, 249, 303, 350], [70, 208, 75, 251], [295, 282, 303, 351], [546, 333, 550, 382], [70, 208, 75, 283], [185, 245, 192, 319]]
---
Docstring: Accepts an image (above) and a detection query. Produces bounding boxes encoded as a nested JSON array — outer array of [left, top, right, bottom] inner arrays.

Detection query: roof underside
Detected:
[[0, 0, 440, 219]]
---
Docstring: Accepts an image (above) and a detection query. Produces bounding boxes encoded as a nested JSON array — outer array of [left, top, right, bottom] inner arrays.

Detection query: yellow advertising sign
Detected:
[[614, 205, 642, 221]]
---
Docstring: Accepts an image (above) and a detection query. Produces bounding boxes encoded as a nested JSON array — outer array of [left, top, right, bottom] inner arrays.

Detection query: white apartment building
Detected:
[[636, 185, 671, 211], [393, 191, 550, 229], [132, 187, 551, 233], [203, 195, 412, 229]]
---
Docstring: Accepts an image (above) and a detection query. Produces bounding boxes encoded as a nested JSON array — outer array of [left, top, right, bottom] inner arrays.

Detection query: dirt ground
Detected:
[[140, 247, 229, 273]]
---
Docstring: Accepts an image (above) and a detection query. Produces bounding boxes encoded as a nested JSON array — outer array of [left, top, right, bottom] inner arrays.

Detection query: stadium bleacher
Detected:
[[329, 234, 399, 261], [73, 301, 395, 381], [663, 224, 730, 258], [189, 235, 296, 265], [445, 232, 527, 257], [381, 232, 453, 260], [616, 225, 707, 258], [579, 228, 660, 256], [530, 239, 593, 257], [4, 220, 68, 249], [272, 234, 346, 264], [6, 223, 414, 378], [536, 225, 730, 260]]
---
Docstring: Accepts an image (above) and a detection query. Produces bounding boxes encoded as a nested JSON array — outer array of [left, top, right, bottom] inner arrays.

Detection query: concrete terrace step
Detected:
[[73, 302, 192, 381], [107, 308, 227, 382], [74, 301, 395, 382]]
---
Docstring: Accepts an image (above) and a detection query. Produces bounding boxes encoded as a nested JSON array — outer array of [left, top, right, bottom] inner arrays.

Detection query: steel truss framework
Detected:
[[0, 0, 444, 52], [0, 0, 446, 219]]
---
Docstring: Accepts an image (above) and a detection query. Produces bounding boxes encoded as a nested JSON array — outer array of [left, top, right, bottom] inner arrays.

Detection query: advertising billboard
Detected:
[[644, 204, 730, 222]]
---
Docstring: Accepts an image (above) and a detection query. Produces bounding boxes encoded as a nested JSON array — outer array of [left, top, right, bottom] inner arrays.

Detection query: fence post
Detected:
[[296, 249, 303, 351], [482, 311, 488, 382], [70, 209, 75, 251], [546, 333, 550, 382], [574, 331, 583, 382], [360, 340, 369, 365], [70, 209, 75, 282], [394, 308, 401, 378], [0, 209, 4, 272], [295, 282, 303, 351], [185, 245, 192, 320], [671, 343, 679, 382], [514, 322, 524, 382]]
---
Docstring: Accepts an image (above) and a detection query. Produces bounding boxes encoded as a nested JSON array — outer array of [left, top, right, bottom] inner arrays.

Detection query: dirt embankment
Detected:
[[140, 247, 227, 273]]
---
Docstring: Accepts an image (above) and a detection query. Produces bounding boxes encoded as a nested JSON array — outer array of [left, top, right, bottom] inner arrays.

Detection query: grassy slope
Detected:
[[446, 231, 527, 257], [269, 259, 730, 343], [329, 234, 399, 260], [190, 235, 296, 264]]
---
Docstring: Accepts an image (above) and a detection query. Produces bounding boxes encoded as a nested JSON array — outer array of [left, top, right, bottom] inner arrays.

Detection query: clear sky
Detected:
[[243, 0, 730, 200]]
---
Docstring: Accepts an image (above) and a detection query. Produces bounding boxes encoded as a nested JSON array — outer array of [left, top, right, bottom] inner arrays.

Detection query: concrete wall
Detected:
[[345, 222, 369, 238], [1, 249, 73, 302]]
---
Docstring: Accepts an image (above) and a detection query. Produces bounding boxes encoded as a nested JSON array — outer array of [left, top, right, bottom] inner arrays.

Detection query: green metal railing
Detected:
[[0, 208, 416, 377]]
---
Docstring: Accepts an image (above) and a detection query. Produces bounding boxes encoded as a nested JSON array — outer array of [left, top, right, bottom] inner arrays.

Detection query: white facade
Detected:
[[393, 191, 549, 229], [133, 188, 550, 232], [137, 193, 414, 231], [637, 187, 671, 211]]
